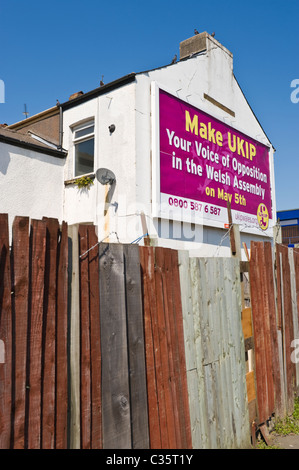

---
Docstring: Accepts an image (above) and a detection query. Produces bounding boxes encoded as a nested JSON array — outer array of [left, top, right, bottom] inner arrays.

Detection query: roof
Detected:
[[58, 53, 204, 110], [0, 126, 66, 158], [7, 106, 59, 130], [5, 43, 274, 151], [59, 72, 136, 110], [277, 209, 299, 220], [59, 60, 274, 150]]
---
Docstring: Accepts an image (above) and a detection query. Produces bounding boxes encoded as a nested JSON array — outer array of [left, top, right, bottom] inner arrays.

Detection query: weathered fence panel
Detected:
[[78, 225, 92, 448], [179, 254, 251, 449], [139, 246, 192, 449], [288, 248, 299, 395], [1, 213, 299, 449], [99, 243, 149, 449], [27, 219, 47, 449], [0, 213, 12, 449], [0, 215, 70, 449], [68, 224, 80, 449], [123, 244, 149, 449], [294, 249, 299, 392], [275, 244, 296, 416], [250, 242, 276, 423], [11, 216, 30, 449], [43, 218, 59, 449], [139, 246, 162, 448], [78, 224, 102, 449], [56, 221, 69, 449], [99, 243, 131, 449]]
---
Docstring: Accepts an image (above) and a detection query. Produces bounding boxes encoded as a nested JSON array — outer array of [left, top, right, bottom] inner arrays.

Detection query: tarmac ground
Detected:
[[270, 433, 299, 449]]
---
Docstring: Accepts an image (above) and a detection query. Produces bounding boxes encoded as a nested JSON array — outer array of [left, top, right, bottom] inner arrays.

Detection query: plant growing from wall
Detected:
[[74, 176, 94, 190]]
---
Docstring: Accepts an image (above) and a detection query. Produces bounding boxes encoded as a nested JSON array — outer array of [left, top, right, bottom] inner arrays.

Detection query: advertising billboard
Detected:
[[152, 84, 273, 235]]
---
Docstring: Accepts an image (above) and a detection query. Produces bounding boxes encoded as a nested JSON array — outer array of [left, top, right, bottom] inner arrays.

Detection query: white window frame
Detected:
[[72, 120, 95, 177]]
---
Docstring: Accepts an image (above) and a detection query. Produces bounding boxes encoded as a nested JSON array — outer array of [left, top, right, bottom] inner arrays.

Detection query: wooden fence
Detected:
[[0, 214, 298, 449], [179, 254, 250, 448], [249, 242, 299, 428]]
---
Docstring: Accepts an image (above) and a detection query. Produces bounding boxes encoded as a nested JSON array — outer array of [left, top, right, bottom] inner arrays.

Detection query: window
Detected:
[[73, 121, 95, 177]]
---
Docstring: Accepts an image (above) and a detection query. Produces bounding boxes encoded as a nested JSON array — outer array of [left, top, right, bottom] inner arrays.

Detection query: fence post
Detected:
[[68, 224, 81, 449]]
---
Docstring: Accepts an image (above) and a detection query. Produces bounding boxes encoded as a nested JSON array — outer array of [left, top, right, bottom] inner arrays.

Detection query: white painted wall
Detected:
[[62, 35, 276, 256], [133, 36, 276, 256], [0, 141, 64, 241], [62, 82, 139, 243]]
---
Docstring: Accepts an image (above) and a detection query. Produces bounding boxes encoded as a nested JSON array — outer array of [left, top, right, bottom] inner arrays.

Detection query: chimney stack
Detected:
[[180, 31, 232, 61]]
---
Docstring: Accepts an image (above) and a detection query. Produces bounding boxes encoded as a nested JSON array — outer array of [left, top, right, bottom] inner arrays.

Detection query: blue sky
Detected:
[[0, 0, 298, 211]]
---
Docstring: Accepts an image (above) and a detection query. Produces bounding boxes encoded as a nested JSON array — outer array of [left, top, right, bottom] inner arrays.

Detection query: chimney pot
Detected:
[[69, 91, 84, 101]]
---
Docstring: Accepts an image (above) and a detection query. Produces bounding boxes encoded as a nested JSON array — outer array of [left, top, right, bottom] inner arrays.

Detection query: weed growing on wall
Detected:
[[75, 176, 94, 190]]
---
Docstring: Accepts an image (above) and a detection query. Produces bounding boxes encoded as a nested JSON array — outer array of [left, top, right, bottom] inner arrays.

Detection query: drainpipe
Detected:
[[58, 104, 63, 149]]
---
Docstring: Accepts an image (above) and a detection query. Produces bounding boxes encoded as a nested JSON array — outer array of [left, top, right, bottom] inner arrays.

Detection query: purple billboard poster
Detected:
[[155, 87, 273, 233]]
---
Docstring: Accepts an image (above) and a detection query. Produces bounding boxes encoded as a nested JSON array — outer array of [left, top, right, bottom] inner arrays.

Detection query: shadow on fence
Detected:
[[0, 214, 298, 449]]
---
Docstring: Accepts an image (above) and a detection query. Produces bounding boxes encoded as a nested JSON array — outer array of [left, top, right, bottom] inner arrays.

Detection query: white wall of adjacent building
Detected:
[[0, 141, 64, 240]]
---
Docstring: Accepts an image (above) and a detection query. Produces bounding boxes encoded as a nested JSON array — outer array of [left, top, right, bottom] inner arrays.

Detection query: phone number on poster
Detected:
[[168, 197, 221, 216]]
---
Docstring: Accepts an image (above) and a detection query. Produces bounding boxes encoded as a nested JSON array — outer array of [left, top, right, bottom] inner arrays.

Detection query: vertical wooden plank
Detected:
[[11, 216, 30, 449], [68, 224, 80, 449], [289, 249, 299, 395], [230, 257, 250, 448], [197, 259, 214, 447], [27, 219, 46, 449], [87, 225, 102, 449], [294, 249, 299, 330], [78, 225, 91, 449], [264, 242, 284, 418], [143, 247, 168, 448], [123, 244, 149, 449], [250, 242, 268, 424], [280, 244, 295, 415], [178, 251, 200, 449], [214, 258, 232, 449], [198, 258, 221, 448], [189, 257, 209, 449], [276, 246, 287, 415], [42, 218, 59, 449], [259, 243, 275, 418], [221, 258, 240, 448], [0, 214, 12, 449], [276, 244, 283, 330], [139, 246, 161, 449], [154, 247, 177, 449], [55, 221, 68, 449], [163, 248, 183, 449], [169, 249, 192, 449], [294, 248, 299, 392], [99, 243, 131, 449]]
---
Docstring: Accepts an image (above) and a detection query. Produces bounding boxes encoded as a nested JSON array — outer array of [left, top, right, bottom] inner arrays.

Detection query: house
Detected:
[[0, 124, 66, 238], [4, 32, 276, 256], [277, 209, 299, 246]]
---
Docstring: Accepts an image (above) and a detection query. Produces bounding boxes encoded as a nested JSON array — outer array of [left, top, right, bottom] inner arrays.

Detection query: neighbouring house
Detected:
[[277, 208, 299, 247], [0, 125, 66, 238], [4, 32, 276, 256]]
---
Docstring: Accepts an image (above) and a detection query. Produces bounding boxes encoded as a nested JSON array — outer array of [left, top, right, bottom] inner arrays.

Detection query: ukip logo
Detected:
[[257, 203, 269, 231]]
